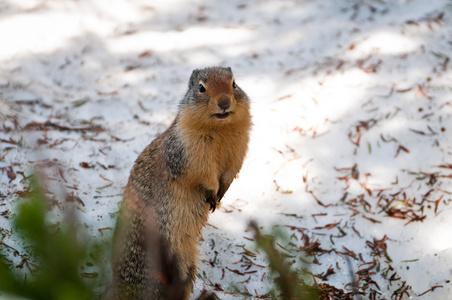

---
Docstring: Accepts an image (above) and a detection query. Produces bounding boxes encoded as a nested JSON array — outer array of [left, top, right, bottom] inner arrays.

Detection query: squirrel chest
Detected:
[[179, 129, 248, 192]]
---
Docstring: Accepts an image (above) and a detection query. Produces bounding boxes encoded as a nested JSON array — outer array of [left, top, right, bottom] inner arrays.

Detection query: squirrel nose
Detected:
[[217, 96, 231, 110]]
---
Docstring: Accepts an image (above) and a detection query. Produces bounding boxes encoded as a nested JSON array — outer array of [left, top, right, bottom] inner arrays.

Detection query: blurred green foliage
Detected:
[[0, 176, 108, 300], [249, 221, 320, 300]]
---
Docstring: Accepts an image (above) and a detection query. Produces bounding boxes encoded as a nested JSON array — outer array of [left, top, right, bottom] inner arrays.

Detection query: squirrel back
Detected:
[[112, 67, 252, 299]]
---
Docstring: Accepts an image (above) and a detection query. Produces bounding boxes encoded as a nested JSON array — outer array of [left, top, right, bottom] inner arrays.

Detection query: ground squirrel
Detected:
[[112, 67, 252, 299]]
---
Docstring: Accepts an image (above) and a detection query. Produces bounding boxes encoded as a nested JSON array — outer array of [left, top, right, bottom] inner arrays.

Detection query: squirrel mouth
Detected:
[[213, 112, 232, 120]]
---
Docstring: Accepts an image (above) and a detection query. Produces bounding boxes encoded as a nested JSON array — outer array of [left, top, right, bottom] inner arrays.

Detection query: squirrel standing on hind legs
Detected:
[[112, 67, 252, 299]]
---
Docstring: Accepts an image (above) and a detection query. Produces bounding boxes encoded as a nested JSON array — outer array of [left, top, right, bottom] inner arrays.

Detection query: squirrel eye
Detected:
[[199, 83, 206, 93], [232, 81, 237, 89]]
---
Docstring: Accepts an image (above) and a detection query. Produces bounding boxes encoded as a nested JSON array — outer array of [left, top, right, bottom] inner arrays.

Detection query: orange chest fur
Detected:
[[181, 129, 248, 186]]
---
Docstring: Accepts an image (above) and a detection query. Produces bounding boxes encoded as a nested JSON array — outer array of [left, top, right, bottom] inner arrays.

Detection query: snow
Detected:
[[1, 0, 451, 299]]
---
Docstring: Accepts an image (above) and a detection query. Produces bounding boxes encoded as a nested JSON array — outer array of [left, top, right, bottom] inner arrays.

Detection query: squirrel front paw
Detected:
[[204, 189, 218, 212]]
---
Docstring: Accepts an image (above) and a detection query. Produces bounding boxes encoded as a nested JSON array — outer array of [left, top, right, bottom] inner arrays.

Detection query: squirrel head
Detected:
[[179, 67, 251, 131]]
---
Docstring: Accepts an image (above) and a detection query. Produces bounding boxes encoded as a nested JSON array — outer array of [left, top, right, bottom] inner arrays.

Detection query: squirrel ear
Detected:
[[189, 69, 200, 88]]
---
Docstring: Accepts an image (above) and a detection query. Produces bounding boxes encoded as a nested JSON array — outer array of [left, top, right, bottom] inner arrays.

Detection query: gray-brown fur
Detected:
[[112, 67, 252, 299]]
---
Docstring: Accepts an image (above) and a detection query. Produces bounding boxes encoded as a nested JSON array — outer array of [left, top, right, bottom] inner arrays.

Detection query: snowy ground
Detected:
[[1, 0, 451, 299]]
